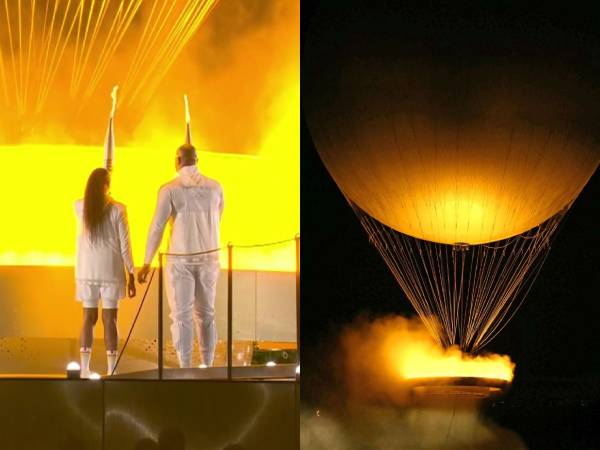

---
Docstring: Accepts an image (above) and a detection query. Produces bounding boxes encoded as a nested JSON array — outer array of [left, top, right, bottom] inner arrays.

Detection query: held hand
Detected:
[[127, 273, 136, 298], [137, 264, 151, 284]]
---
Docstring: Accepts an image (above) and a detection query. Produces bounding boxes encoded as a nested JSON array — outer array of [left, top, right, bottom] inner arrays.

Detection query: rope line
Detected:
[[111, 267, 156, 376], [353, 200, 565, 353], [160, 237, 297, 257]]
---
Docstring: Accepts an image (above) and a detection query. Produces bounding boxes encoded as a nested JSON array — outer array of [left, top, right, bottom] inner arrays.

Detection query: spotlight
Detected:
[[295, 365, 300, 375], [266, 361, 276, 367], [88, 372, 101, 380], [199, 364, 208, 369], [66, 361, 81, 379]]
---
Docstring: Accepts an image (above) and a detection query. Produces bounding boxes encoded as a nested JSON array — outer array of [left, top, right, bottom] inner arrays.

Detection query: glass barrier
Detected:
[[115, 237, 299, 380], [0, 236, 298, 380], [232, 240, 298, 379], [0, 265, 158, 378]]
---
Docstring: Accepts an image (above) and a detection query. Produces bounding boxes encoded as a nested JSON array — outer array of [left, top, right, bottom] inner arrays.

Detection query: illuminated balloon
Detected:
[[304, 4, 600, 351], [304, 7, 600, 245]]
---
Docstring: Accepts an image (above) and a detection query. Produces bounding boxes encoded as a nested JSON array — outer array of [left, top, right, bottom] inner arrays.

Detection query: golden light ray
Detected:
[[120, 0, 166, 98], [2, 1, 217, 117], [124, 0, 217, 107], [17, 0, 23, 110], [34, 0, 59, 112], [22, 0, 36, 109], [69, 0, 85, 94], [71, 0, 108, 94], [37, 0, 79, 111], [4, 0, 21, 112], [0, 42, 9, 105], [81, 1, 137, 101]]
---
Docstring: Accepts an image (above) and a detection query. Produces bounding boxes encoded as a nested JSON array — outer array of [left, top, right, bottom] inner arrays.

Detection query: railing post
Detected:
[[295, 234, 301, 450], [227, 243, 233, 380], [158, 252, 164, 380], [295, 234, 300, 364]]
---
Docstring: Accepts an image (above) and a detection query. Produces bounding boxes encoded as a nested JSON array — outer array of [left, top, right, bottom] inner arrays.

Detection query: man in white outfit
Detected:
[[138, 144, 224, 368]]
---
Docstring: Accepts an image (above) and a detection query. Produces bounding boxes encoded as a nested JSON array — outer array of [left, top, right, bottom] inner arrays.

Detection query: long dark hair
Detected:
[[83, 168, 110, 242]]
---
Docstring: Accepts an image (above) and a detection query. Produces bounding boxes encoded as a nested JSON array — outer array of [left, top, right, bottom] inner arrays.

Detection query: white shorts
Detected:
[[76, 282, 122, 309]]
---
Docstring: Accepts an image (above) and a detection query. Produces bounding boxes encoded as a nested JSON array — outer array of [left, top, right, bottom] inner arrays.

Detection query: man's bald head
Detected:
[[176, 144, 197, 170]]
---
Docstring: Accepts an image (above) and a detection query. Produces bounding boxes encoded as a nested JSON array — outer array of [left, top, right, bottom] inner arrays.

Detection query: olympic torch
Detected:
[[104, 85, 118, 172], [184, 94, 192, 145]]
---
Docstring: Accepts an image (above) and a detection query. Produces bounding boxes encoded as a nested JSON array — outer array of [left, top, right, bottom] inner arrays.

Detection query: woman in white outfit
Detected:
[[75, 168, 136, 377]]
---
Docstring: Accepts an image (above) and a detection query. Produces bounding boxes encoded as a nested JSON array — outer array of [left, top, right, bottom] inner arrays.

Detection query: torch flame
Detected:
[[110, 85, 119, 118], [184, 94, 191, 124]]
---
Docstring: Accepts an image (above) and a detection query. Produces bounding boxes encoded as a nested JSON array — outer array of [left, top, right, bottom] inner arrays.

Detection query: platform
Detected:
[[0, 375, 299, 450]]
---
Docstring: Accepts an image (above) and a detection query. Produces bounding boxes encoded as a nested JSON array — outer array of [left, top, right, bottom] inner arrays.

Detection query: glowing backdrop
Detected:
[[0, 0, 299, 272], [0, 84, 299, 271]]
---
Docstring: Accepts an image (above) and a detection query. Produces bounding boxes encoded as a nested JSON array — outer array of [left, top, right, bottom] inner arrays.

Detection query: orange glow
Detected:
[[342, 316, 514, 401], [384, 320, 514, 382], [383, 318, 514, 381], [317, 133, 598, 245], [0, 0, 299, 272], [308, 58, 600, 245], [0, 79, 298, 271], [392, 340, 514, 382], [0, 142, 298, 272]]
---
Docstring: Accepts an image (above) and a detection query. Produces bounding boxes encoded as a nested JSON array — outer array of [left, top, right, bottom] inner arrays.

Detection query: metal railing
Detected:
[[151, 236, 300, 380]]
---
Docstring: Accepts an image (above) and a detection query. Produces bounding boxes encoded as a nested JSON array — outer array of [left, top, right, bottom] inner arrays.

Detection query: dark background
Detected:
[[301, 2, 600, 448]]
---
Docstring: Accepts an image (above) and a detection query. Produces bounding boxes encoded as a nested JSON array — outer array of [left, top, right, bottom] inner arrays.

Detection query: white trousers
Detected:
[[165, 262, 220, 368]]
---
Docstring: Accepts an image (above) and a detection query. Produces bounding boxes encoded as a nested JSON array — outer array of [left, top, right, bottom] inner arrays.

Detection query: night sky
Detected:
[[300, 1, 600, 399]]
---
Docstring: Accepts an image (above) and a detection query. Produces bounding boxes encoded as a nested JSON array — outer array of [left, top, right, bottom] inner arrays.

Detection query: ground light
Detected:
[[66, 362, 81, 380]]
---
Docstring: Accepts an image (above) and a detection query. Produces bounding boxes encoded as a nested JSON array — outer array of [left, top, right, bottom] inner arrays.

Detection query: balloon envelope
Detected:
[[304, 5, 600, 245]]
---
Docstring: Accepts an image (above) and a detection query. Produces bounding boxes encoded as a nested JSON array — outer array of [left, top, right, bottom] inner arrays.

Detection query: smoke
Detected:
[[339, 316, 515, 405], [133, 0, 298, 153], [0, 0, 299, 154], [340, 315, 428, 405], [300, 405, 529, 450], [300, 315, 525, 450]]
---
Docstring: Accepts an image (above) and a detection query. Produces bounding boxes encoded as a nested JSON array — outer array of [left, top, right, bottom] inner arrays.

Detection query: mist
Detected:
[[0, 0, 299, 154], [301, 315, 525, 450]]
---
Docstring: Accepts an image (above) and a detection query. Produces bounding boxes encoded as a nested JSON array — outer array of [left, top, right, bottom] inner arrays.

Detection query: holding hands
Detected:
[[138, 264, 151, 284], [128, 272, 136, 298]]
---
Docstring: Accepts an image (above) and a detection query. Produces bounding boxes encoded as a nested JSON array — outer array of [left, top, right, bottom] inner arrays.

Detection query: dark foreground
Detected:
[[0, 377, 299, 450], [301, 375, 600, 450], [484, 377, 600, 450]]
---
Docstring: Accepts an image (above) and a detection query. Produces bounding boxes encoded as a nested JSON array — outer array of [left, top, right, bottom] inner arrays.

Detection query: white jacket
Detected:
[[75, 199, 135, 285], [144, 165, 224, 265]]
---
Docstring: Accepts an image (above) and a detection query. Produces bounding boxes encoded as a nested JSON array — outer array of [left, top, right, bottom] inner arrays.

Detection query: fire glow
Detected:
[[0, 78, 298, 272], [395, 341, 514, 382], [0, 138, 298, 272], [0, 0, 299, 272], [342, 316, 514, 400], [0, 0, 300, 271]]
